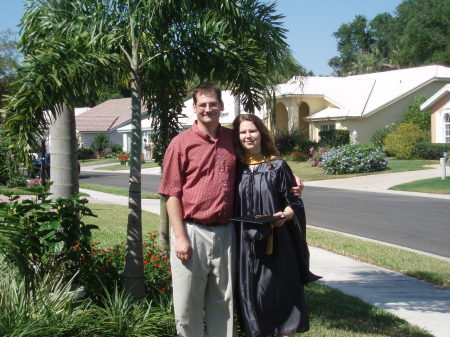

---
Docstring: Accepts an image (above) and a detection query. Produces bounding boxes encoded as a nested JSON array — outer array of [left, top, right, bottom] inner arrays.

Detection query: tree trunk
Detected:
[[49, 104, 79, 198], [123, 12, 145, 300]]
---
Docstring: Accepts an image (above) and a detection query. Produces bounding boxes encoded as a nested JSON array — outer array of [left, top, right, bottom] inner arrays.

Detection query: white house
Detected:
[[420, 84, 450, 144], [271, 65, 450, 143]]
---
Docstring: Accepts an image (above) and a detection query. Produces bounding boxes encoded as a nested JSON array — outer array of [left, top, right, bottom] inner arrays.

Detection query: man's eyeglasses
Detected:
[[196, 102, 221, 110]]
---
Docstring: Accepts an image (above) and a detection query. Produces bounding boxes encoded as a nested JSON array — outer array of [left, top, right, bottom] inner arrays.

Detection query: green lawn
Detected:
[[287, 159, 436, 182], [88, 203, 434, 337], [78, 158, 117, 166], [93, 161, 159, 171], [79, 183, 159, 199], [389, 176, 450, 194]]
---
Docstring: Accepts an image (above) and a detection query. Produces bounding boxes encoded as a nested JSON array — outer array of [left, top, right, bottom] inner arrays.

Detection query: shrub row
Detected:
[[318, 129, 350, 148], [413, 142, 450, 160]]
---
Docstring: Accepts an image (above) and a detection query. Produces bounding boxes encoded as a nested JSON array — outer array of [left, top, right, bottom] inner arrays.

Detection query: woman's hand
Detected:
[[290, 174, 304, 197], [272, 207, 294, 227]]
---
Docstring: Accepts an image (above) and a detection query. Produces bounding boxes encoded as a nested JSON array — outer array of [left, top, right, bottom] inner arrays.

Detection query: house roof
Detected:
[[76, 98, 138, 132], [276, 65, 450, 121], [420, 84, 450, 110]]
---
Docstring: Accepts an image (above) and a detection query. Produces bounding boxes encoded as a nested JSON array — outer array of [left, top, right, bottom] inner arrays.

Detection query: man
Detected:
[[159, 83, 302, 337]]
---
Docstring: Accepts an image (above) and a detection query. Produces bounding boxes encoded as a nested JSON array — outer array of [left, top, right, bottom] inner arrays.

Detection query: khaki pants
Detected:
[[170, 221, 236, 337]]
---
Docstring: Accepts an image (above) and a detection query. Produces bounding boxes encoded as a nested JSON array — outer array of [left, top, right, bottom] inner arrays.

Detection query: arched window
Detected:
[[445, 113, 450, 143]]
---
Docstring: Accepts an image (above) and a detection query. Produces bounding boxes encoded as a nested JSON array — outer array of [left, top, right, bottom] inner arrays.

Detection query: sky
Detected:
[[1, 0, 403, 76]]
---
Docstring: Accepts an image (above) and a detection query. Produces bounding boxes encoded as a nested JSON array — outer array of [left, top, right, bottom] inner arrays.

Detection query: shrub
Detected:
[[413, 142, 450, 160], [91, 133, 110, 155], [0, 130, 26, 187], [371, 123, 399, 148], [288, 151, 309, 162], [319, 129, 350, 148], [77, 146, 95, 160], [111, 144, 123, 153], [384, 123, 426, 159], [322, 143, 388, 175], [274, 129, 318, 155], [307, 146, 328, 167], [403, 95, 431, 132], [0, 187, 98, 288]]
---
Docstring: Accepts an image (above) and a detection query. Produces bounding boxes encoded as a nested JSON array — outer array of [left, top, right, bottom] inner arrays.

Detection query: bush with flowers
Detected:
[[117, 153, 130, 165], [307, 146, 328, 167], [78, 231, 171, 303], [322, 143, 388, 175], [288, 151, 309, 162]]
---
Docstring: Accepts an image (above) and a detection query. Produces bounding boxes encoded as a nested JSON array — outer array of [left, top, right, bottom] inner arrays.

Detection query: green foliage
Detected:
[[111, 143, 123, 154], [0, 187, 98, 288], [329, 0, 450, 75], [287, 151, 308, 162], [274, 129, 317, 155], [91, 133, 110, 155], [384, 123, 426, 159], [403, 95, 431, 132], [0, 129, 26, 187], [322, 143, 388, 175], [413, 142, 450, 159], [0, 29, 20, 109], [77, 146, 95, 160], [319, 129, 350, 148], [371, 123, 399, 148]]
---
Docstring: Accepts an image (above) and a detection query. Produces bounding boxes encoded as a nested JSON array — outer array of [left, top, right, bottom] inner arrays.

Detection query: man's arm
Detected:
[[166, 196, 192, 263]]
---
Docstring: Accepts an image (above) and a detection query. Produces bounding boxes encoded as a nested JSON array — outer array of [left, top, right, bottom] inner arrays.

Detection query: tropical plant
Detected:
[[91, 133, 110, 156], [384, 123, 426, 159], [321, 143, 388, 175], [2, 0, 291, 299], [0, 186, 97, 288], [403, 95, 432, 132], [371, 122, 399, 149], [0, 129, 26, 187]]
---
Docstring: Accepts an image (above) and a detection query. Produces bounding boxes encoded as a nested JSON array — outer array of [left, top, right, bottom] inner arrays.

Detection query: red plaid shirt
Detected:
[[158, 122, 236, 225]]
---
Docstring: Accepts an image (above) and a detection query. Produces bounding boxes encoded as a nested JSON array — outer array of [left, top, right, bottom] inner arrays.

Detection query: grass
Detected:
[[0, 186, 36, 195], [93, 161, 159, 171], [307, 227, 450, 289], [87, 203, 159, 247], [287, 159, 436, 182], [87, 203, 433, 337], [78, 158, 117, 166], [389, 176, 450, 194], [79, 182, 159, 199]]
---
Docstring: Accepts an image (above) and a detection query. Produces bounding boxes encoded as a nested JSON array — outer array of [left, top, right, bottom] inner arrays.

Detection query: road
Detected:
[[80, 171, 450, 258]]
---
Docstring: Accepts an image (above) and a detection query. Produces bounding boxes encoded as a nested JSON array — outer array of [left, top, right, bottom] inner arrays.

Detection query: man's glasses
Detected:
[[196, 102, 221, 110]]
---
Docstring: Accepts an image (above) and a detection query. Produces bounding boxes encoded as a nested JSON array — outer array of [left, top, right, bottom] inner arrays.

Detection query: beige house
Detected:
[[420, 84, 450, 144], [271, 65, 450, 143]]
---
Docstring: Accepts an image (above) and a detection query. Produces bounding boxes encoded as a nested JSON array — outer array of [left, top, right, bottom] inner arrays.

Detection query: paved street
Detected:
[[80, 168, 450, 259]]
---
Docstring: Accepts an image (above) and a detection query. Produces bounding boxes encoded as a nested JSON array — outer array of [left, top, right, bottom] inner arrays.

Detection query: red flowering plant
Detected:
[[143, 232, 172, 301], [117, 153, 129, 165], [77, 232, 171, 303]]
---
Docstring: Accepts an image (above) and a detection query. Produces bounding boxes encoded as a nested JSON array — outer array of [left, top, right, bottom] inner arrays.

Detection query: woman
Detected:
[[232, 114, 320, 337]]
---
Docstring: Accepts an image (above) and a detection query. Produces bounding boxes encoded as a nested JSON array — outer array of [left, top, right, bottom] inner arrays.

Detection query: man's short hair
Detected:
[[193, 82, 222, 104]]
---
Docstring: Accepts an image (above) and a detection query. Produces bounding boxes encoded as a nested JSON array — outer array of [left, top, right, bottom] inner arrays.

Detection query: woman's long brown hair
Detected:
[[232, 114, 279, 164]]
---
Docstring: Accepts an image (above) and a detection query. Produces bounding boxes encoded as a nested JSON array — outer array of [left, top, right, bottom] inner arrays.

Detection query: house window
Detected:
[[445, 113, 450, 143], [320, 124, 335, 132]]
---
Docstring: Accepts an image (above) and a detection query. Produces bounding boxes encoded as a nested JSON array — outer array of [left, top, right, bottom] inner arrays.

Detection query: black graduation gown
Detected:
[[235, 158, 320, 337]]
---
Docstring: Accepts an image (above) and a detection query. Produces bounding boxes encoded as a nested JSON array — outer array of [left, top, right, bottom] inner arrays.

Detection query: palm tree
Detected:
[[3, 0, 291, 300]]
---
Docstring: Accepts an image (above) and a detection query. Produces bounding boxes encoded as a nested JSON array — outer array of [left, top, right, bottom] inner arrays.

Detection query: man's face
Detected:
[[193, 90, 223, 126]]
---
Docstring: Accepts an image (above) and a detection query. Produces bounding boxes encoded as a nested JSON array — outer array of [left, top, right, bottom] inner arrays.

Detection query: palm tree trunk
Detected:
[[123, 10, 145, 300], [49, 104, 79, 198]]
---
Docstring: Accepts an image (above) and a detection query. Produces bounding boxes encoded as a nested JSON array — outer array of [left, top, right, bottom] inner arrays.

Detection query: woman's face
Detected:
[[239, 120, 262, 155]]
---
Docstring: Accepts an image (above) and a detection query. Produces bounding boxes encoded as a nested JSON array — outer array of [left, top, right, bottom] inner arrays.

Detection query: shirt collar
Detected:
[[192, 120, 222, 141]]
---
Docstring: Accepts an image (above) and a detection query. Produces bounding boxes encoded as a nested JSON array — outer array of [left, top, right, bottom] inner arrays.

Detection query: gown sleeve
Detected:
[[278, 160, 322, 284]]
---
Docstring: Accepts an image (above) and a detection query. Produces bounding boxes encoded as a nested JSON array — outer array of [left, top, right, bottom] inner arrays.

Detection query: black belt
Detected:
[[185, 218, 224, 227]]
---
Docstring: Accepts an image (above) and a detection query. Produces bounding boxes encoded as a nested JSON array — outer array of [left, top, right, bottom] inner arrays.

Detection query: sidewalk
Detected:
[[81, 176, 450, 337]]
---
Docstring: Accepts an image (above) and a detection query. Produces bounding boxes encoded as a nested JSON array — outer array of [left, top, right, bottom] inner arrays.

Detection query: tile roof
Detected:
[[76, 97, 147, 132], [276, 65, 450, 120]]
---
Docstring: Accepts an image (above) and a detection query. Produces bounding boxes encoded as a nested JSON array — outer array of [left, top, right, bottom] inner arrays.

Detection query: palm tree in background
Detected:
[[2, 0, 292, 299]]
